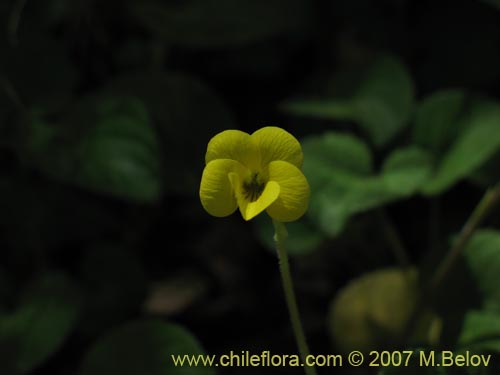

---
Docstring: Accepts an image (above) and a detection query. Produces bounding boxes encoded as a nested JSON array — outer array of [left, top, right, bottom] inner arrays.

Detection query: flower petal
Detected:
[[251, 126, 303, 168], [200, 159, 247, 217], [205, 129, 260, 170], [266, 160, 310, 222], [229, 173, 280, 221]]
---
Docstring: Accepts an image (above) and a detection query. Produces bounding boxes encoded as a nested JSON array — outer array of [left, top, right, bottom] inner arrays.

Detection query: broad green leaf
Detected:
[[381, 147, 433, 196], [0, 273, 81, 374], [302, 132, 380, 236], [353, 56, 415, 146], [80, 320, 215, 375], [128, 0, 312, 47], [254, 215, 324, 256], [302, 132, 428, 236], [422, 101, 500, 195], [283, 56, 414, 147], [106, 72, 236, 195], [463, 230, 500, 312], [458, 310, 500, 353], [27, 95, 162, 202], [302, 132, 373, 187], [308, 177, 396, 236], [413, 90, 468, 155]]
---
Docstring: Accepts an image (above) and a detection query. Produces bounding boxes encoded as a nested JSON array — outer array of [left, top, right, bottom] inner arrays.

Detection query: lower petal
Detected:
[[200, 159, 246, 217], [230, 175, 280, 221], [266, 160, 310, 222]]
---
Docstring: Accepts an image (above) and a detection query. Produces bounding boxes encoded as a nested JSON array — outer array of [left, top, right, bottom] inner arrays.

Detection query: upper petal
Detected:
[[200, 159, 247, 217], [251, 126, 303, 169], [229, 173, 280, 221], [205, 129, 260, 170], [266, 160, 310, 222]]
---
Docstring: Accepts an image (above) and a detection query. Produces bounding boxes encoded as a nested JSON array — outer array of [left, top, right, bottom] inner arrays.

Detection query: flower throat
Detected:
[[243, 173, 265, 202]]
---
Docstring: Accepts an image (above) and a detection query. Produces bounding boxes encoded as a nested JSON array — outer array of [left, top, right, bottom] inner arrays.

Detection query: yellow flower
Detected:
[[199, 127, 310, 222]]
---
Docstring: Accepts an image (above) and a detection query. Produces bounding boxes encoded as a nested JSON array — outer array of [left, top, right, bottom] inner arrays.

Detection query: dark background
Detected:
[[1, 0, 500, 374]]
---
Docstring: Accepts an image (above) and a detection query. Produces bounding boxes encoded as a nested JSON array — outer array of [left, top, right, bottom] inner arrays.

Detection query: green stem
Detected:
[[272, 220, 317, 375], [428, 197, 441, 254], [378, 209, 411, 269], [430, 183, 500, 289], [404, 184, 500, 345]]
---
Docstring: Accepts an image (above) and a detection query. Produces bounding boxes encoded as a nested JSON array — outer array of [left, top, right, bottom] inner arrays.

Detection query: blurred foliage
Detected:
[[329, 267, 421, 352], [282, 55, 415, 147], [80, 320, 214, 375], [1, 0, 500, 374]]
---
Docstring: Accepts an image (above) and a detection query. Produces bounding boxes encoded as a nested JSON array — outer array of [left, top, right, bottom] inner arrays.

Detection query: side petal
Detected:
[[200, 159, 247, 217], [205, 129, 260, 170], [251, 126, 303, 168], [229, 174, 280, 221], [266, 160, 310, 222]]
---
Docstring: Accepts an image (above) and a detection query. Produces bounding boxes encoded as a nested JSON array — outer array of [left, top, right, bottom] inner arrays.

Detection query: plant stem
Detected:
[[428, 197, 441, 254], [378, 209, 411, 269], [404, 184, 500, 345], [430, 183, 500, 289], [273, 219, 317, 375]]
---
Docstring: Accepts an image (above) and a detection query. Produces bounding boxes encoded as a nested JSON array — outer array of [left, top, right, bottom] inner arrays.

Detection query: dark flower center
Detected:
[[243, 173, 265, 202]]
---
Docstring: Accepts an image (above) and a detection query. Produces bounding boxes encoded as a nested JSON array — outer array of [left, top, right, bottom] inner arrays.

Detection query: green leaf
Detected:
[[79, 320, 215, 375], [303, 132, 428, 236], [283, 56, 414, 147], [308, 177, 396, 236], [381, 147, 433, 196], [128, 0, 312, 47], [302, 132, 373, 186], [302, 132, 377, 236], [463, 230, 500, 312], [458, 310, 500, 353], [423, 101, 500, 195], [413, 90, 468, 155], [254, 215, 324, 256], [353, 56, 415, 146], [27, 95, 162, 202], [106, 72, 236, 195], [0, 273, 82, 374]]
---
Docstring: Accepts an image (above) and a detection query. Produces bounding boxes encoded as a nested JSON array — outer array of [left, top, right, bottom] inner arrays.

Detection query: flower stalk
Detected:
[[430, 182, 500, 289], [273, 220, 317, 375]]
